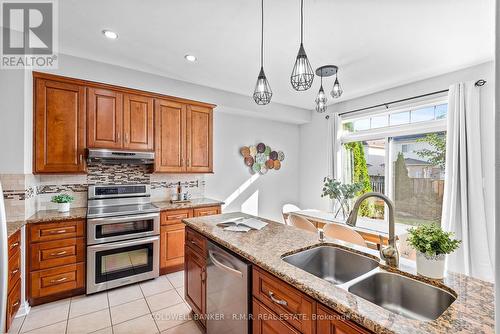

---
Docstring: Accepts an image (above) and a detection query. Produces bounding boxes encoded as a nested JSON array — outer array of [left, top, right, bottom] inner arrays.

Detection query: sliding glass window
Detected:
[[338, 99, 447, 226]]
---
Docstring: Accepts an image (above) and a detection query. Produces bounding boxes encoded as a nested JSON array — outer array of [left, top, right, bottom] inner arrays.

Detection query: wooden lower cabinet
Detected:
[[160, 224, 185, 274], [317, 305, 370, 334], [253, 298, 300, 334], [28, 220, 86, 306], [184, 228, 207, 329], [6, 230, 22, 332]]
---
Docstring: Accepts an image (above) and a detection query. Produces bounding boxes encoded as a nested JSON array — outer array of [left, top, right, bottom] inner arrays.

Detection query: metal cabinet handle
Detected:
[[10, 242, 19, 249], [50, 277, 68, 283], [117, 132, 121, 141], [268, 291, 288, 306], [10, 269, 19, 275], [169, 215, 187, 220], [125, 133, 129, 143], [48, 229, 68, 234], [12, 300, 20, 307], [50, 251, 68, 257]]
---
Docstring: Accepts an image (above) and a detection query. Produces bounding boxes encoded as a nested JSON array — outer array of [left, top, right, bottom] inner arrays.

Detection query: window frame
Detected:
[[336, 96, 448, 224]]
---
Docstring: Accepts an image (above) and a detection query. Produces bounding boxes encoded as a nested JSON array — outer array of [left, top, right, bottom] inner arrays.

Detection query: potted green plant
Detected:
[[321, 177, 364, 218], [407, 224, 461, 279], [51, 194, 74, 213]]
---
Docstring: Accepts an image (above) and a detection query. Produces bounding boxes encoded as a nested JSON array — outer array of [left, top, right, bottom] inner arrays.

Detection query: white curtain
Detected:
[[326, 113, 341, 212], [442, 82, 493, 281]]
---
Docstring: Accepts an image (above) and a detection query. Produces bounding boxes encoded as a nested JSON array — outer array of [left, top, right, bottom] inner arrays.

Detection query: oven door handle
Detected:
[[88, 235, 159, 250], [88, 213, 159, 224]]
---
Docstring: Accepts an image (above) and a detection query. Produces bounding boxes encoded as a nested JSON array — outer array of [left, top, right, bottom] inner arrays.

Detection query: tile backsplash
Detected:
[[1, 162, 206, 222]]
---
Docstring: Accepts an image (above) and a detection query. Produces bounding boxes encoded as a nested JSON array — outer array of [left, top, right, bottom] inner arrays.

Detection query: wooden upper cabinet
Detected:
[[34, 78, 86, 173], [155, 99, 186, 172], [123, 94, 154, 150], [186, 105, 213, 173], [87, 88, 123, 149]]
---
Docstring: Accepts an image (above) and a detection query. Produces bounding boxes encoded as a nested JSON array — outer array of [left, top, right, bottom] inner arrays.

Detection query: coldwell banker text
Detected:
[[1, 0, 58, 69]]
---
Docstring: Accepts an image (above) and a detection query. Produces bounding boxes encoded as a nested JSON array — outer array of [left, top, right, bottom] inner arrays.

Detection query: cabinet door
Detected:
[[155, 99, 186, 172], [185, 245, 206, 324], [193, 206, 221, 217], [123, 94, 154, 151], [253, 298, 300, 334], [160, 224, 185, 274], [317, 305, 370, 334], [34, 79, 86, 173], [186, 105, 213, 173], [87, 87, 123, 149]]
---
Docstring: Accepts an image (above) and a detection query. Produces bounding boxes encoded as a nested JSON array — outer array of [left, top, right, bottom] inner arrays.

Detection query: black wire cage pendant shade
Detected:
[[254, 67, 273, 105], [253, 0, 272, 105], [290, 0, 314, 91], [331, 74, 343, 98], [315, 76, 327, 113]]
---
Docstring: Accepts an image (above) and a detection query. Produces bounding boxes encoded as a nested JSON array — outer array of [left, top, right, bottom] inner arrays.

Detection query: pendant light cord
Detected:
[[300, 0, 304, 43], [261, 0, 264, 67]]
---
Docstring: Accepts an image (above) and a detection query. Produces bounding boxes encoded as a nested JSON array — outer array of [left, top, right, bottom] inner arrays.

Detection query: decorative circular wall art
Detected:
[[240, 142, 285, 175]]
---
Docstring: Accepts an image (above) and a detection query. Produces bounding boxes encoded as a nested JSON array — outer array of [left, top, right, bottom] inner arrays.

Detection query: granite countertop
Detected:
[[5, 198, 224, 237], [153, 198, 224, 210], [182, 212, 494, 334]]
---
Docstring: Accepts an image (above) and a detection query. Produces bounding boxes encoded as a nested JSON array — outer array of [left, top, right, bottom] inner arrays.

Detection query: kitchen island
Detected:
[[183, 212, 494, 334]]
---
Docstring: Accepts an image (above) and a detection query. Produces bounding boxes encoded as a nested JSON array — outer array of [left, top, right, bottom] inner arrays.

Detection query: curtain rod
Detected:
[[327, 79, 487, 119]]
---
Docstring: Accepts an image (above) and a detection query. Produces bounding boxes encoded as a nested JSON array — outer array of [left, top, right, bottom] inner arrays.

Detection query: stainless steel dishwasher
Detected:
[[207, 241, 250, 334]]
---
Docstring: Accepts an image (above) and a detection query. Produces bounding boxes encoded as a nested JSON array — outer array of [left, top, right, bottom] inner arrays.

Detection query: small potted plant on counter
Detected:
[[407, 224, 461, 279], [51, 194, 74, 213]]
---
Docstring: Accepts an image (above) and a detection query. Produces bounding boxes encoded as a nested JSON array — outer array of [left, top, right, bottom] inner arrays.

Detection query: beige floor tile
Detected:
[[107, 284, 143, 307], [140, 276, 174, 297], [153, 302, 191, 332], [174, 286, 185, 301], [113, 314, 159, 334], [89, 327, 113, 334], [28, 298, 70, 314], [146, 289, 183, 312], [161, 321, 202, 334], [21, 302, 69, 332], [22, 321, 67, 334], [110, 298, 150, 325], [166, 272, 184, 288], [67, 309, 111, 334], [8, 315, 25, 334], [70, 292, 109, 318]]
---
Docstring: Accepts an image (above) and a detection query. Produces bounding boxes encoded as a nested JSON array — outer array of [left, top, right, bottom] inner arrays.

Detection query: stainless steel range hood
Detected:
[[87, 149, 155, 164]]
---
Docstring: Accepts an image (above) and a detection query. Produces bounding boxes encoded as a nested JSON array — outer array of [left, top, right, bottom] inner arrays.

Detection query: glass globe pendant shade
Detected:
[[331, 77, 343, 98], [315, 85, 327, 113], [253, 67, 273, 105], [290, 43, 314, 91]]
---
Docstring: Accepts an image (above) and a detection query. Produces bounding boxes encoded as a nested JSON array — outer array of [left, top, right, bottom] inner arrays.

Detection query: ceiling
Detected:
[[58, 0, 494, 110]]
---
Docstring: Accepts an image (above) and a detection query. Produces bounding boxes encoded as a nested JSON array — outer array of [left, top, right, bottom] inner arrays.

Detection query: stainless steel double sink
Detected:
[[282, 245, 456, 321]]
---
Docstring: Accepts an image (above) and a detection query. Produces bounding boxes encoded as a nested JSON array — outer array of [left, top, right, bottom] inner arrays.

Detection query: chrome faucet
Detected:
[[346, 192, 399, 267]]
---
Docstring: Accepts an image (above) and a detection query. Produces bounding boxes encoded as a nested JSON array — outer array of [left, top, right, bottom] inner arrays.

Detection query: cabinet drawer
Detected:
[[6, 278, 21, 332], [252, 267, 314, 334], [253, 297, 300, 334], [161, 209, 191, 226], [30, 220, 85, 242], [30, 263, 85, 299], [8, 249, 21, 293], [186, 227, 206, 254], [30, 237, 85, 270], [193, 206, 220, 217], [317, 304, 371, 334], [8, 229, 21, 259]]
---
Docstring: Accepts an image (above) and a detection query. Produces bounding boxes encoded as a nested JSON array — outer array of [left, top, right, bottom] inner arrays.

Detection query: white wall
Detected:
[[205, 112, 300, 222], [0, 70, 26, 173], [299, 61, 495, 258]]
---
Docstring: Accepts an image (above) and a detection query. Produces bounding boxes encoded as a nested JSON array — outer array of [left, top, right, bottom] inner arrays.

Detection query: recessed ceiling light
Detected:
[[102, 30, 118, 40], [184, 54, 197, 62]]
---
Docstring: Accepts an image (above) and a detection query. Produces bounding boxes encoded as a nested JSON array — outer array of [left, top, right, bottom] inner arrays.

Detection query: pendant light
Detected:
[[315, 76, 327, 113], [290, 0, 314, 91], [253, 0, 272, 105], [314, 65, 337, 113], [331, 73, 343, 98]]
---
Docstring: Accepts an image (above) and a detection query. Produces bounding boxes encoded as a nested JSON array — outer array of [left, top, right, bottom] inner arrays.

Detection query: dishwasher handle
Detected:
[[209, 250, 243, 278]]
